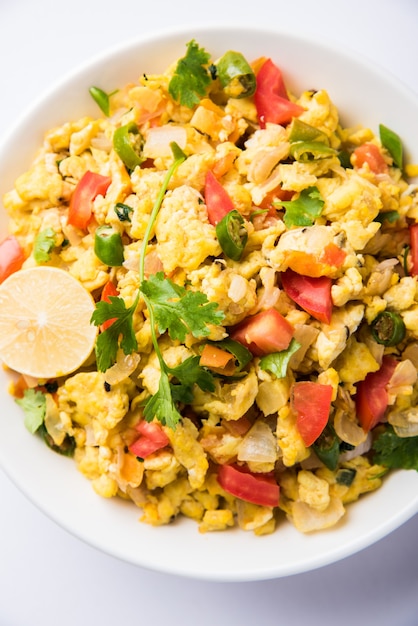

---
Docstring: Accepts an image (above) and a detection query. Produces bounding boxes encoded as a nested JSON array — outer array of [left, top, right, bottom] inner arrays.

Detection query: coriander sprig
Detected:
[[91, 142, 225, 428]]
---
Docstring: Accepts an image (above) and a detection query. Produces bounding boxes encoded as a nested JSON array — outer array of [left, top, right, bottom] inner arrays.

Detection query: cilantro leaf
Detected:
[[373, 426, 418, 470], [15, 388, 46, 434], [91, 296, 138, 372], [168, 355, 216, 403], [276, 186, 325, 228], [34, 228, 56, 263], [140, 273, 224, 342], [259, 338, 301, 378], [168, 40, 211, 108], [143, 369, 182, 430]]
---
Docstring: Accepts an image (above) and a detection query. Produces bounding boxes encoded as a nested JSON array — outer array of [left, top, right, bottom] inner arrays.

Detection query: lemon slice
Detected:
[[0, 266, 98, 379]]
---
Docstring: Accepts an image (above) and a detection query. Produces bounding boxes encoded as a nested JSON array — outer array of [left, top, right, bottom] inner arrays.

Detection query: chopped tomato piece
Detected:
[[353, 143, 388, 174], [217, 463, 280, 507], [257, 185, 293, 211], [0, 235, 25, 283], [100, 280, 119, 331], [355, 356, 398, 431], [254, 58, 304, 128], [204, 170, 235, 225], [409, 223, 418, 276], [129, 420, 170, 458], [291, 381, 333, 447], [230, 308, 294, 356], [281, 269, 333, 324], [68, 171, 112, 230]]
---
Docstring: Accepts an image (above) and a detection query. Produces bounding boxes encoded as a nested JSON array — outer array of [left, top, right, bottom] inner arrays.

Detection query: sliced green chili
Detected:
[[379, 123, 403, 169], [113, 122, 144, 171], [207, 338, 252, 372], [336, 468, 357, 486], [337, 150, 353, 169], [312, 425, 340, 471], [94, 225, 124, 266], [289, 141, 336, 162], [114, 202, 133, 222], [370, 310, 406, 346], [89, 86, 117, 117], [288, 119, 329, 144], [215, 51, 256, 99], [216, 209, 248, 261]]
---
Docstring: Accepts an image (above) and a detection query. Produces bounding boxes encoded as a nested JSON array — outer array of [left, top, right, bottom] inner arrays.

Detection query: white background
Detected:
[[1, 1, 418, 624]]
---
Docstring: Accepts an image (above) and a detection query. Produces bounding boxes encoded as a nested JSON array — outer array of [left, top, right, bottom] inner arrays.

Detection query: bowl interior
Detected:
[[1, 25, 418, 581]]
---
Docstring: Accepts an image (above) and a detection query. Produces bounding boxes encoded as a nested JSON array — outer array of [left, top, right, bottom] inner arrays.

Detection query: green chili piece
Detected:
[[94, 225, 124, 266], [336, 468, 357, 486], [215, 51, 256, 99], [371, 310, 406, 346], [290, 141, 336, 162], [89, 86, 116, 117], [288, 119, 329, 144], [208, 338, 252, 371], [379, 123, 403, 169], [114, 202, 133, 222], [312, 425, 340, 471], [337, 150, 353, 169], [113, 122, 144, 171], [216, 209, 248, 261]]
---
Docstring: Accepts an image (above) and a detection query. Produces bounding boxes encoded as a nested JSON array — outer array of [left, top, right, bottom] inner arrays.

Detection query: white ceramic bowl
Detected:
[[1, 25, 418, 582]]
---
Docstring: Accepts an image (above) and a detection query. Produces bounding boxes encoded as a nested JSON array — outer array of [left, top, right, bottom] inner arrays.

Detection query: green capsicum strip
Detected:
[[216, 209, 248, 261], [94, 225, 125, 266], [379, 123, 403, 169], [113, 122, 144, 171], [89, 86, 117, 117], [215, 50, 256, 99], [289, 141, 336, 162], [288, 119, 329, 144], [312, 425, 340, 471], [371, 310, 406, 346]]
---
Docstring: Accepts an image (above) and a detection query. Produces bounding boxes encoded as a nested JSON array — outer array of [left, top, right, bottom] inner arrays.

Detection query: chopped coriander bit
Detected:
[[374, 210, 400, 224], [275, 186, 325, 228], [168, 40, 211, 108], [15, 388, 46, 434], [373, 426, 418, 470], [33, 227, 56, 263], [259, 338, 301, 378]]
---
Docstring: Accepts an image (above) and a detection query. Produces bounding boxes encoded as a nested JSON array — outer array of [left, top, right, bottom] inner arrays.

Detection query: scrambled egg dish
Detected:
[[3, 41, 418, 535]]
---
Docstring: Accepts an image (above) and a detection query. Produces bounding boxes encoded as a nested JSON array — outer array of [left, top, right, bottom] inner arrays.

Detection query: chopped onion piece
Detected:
[[389, 407, 418, 438], [143, 125, 187, 159], [237, 420, 278, 463], [339, 432, 372, 462], [105, 350, 141, 385]]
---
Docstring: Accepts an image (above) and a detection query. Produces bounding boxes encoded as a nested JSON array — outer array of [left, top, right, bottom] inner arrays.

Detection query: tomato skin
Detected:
[[128, 421, 170, 458], [0, 236, 25, 283], [217, 463, 280, 507], [281, 269, 333, 324], [409, 223, 418, 276], [291, 381, 333, 447], [100, 280, 119, 331], [353, 143, 388, 174], [254, 58, 304, 128], [230, 308, 294, 356], [356, 356, 398, 431], [204, 170, 235, 226], [68, 171, 112, 230]]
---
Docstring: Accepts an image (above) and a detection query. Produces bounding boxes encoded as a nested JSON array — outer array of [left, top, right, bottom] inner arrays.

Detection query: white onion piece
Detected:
[[389, 407, 418, 438], [334, 410, 368, 447], [237, 420, 278, 463], [402, 343, 418, 368], [289, 497, 345, 532], [339, 432, 372, 462], [387, 359, 417, 403], [104, 351, 141, 385], [143, 125, 187, 158]]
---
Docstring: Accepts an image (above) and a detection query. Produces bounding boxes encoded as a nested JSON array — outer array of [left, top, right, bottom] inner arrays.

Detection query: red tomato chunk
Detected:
[[230, 308, 294, 356], [291, 381, 333, 447], [217, 463, 280, 507]]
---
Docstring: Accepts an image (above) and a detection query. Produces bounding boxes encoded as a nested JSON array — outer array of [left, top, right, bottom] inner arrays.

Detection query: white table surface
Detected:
[[1, 1, 418, 624]]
